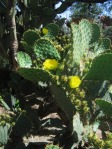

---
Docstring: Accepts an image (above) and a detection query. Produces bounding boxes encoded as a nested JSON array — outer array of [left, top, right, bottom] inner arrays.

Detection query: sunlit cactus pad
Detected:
[[0, 123, 11, 146], [34, 39, 60, 60], [71, 19, 100, 64], [16, 51, 32, 68], [17, 68, 52, 83]]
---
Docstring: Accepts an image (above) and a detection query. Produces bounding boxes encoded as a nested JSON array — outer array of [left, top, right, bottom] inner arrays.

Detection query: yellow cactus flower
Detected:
[[69, 76, 81, 88], [43, 59, 58, 70], [42, 28, 48, 34]]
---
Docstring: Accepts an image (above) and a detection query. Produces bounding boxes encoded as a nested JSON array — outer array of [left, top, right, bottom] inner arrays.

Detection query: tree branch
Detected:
[[6, 0, 18, 70]]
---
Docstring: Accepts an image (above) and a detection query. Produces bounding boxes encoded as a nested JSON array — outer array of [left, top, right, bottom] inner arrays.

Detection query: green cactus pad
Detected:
[[17, 68, 52, 83], [50, 84, 75, 121], [12, 114, 31, 137], [71, 23, 82, 65], [0, 123, 11, 146], [79, 20, 100, 47], [94, 38, 111, 55], [45, 23, 59, 37], [20, 41, 33, 55], [34, 39, 60, 60], [95, 99, 112, 117], [16, 51, 32, 68], [84, 53, 112, 80], [45, 144, 61, 149], [71, 19, 100, 65], [22, 29, 40, 45], [90, 23, 101, 43]]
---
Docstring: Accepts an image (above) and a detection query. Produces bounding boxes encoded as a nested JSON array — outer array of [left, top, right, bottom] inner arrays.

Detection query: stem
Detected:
[[7, 0, 18, 70]]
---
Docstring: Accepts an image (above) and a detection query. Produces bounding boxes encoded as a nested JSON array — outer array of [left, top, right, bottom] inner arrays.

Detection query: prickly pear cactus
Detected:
[[44, 23, 59, 37], [45, 144, 61, 149], [84, 53, 112, 80], [70, 19, 112, 70], [17, 68, 53, 83], [0, 123, 11, 146], [16, 51, 32, 68], [94, 38, 111, 55], [71, 19, 100, 65], [50, 84, 75, 121], [22, 29, 40, 46], [95, 99, 112, 117], [34, 39, 60, 60], [20, 41, 33, 55]]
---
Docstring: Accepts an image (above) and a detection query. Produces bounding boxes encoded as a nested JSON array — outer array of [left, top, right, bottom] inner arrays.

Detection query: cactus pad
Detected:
[[45, 23, 59, 37], [12, 114, 31, 137], [79, 20, 100, 47], [84, 53, 112, 80], [17, 68, 52, 83], [34, 39, 60, 60], [16, 51, 32, 68], [95, 99, 112, 117], [71, 19, 100, 65], [20, 41, 33, 55], [50, 84, 75, 121], [0, 123, 11, 146], [94, 38, 111, 55], [22, 29, 40, 45], [45, 144, 61, 149]]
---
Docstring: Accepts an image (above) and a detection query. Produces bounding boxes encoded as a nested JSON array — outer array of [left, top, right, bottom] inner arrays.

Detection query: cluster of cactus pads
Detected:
[[16, 20, 112, 147], [17, 23, 60, 83]]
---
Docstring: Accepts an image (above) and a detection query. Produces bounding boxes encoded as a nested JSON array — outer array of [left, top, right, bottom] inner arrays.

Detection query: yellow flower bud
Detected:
[[53, 75, 59, 81], [83, 107, 90, 113], [74, 99, 81, 106], [79, 91, 85, 98], [61, 75, 68, 82], [42, 28, 48, 34], [82, 101, 88, 106], [12, 122, 15, 126]]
